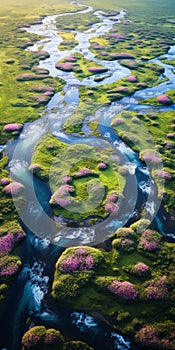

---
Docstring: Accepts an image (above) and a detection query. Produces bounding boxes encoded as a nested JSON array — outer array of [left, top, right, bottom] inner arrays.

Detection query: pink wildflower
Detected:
[[156, 170, 171, 180], [1, 178, 9, 186], [76, 167, 93, 177], [98, 162, 107, 170], [133, 262, 149, 276], [157, 94, 172, 105], [3, 123, 22, 132], [4, 182, 25, 196], [127, 75, 137, 82], [108, 280, 138, 300]]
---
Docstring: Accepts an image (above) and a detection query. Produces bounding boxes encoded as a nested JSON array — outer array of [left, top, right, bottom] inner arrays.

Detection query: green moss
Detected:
[[58, 32, 78, 50], [31, 135, 126, 222], [22, 326, 64, 350], [66, 340, 94, 350], [79, 61, 165, 106], [56, 53, 108, 81], [55, 11, 100, 32], [141, 89, 175, 106], [51, 222, 175, 345]]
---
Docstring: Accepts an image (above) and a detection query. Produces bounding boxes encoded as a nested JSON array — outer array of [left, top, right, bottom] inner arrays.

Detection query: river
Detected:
[[0, 1, 175, 349]]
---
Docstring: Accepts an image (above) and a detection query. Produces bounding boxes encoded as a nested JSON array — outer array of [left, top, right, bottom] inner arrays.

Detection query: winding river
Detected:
[[0, 1, 175, 349]]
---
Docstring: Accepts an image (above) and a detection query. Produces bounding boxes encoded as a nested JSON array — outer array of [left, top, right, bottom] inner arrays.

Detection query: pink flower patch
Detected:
[[0, 231, 24, 256], [59, 249, 94, 273], [1, 178, 9, 186], [167, 133, 174, 138], [141, 150, 162, 164], [112, 117, 125, 125], [156, 170, 171, 180], [4, 182, 25, 196], [157, 94, 172, 105], [88, 67, 108, 73], [144, 276, 168, 300], [108, 280, 138, 300], [98, 162, 107, 170], [133, 262, 149, 276], [55, 63, 73, 71], [62, 175, 72, 183], [136, 326, 160, 347], [127, 75, 137, 82], [64, 56, 77, 62], [3, 123, 22, 132], [76, 167, 93, 177]]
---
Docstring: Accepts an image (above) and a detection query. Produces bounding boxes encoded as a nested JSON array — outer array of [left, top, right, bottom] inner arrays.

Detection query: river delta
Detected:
[[0, 0, 175, 349]]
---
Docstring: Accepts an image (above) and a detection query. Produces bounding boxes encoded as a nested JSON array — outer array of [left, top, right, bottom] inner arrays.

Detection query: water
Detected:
[[0, 1, 175, 349]]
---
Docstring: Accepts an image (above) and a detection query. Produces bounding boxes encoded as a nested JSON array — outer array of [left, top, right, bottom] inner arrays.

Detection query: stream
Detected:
[[0, 1, 175, 349]]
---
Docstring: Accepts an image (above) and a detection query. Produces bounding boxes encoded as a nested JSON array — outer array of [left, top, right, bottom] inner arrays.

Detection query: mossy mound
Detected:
[[52, 246, 104, 302], [22, 326, 64, 350], [22, 326, 94, 350]]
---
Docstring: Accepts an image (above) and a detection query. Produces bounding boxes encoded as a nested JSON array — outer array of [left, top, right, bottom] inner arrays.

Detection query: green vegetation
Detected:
[[30, 134, 126, 223], [58, 32, 78, 51], [0, 0, 175, 348], [55, 11, 100, 32], [78, 61, 166, 107], [52, 222, 175, 348], [55, 53, 108, 80], [111, 109, 175, 215], [89, 24, 175, 61], [22, 325, 94, 350], [0, 0, 79, 145]]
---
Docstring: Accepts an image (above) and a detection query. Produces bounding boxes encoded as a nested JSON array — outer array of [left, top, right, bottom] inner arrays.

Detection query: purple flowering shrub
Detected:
[[1, 177, 9, 186], [132, 262, 150, 276], [138, 229, 161, 254], [97, 162, 107, 170], [135, 323, 175, 349], [112, 238, 135, 253], [22, 326, 64, 349], [4, 182, 25, 196], [127, 75, 138, 82], [3, 123, 22, 132], [0, 231, 24, 256], [0, 255, 22, 279], [135, 325, 160, 348], [52, 247, 103, 302], [50, 184, 75, 207], [141, 149, 162, 166], [108, 280, 138, 301], [112, 227, 137, 252], [157, 94, 172, 105], [75, 167, 93, 177], [58, 248, 94, 273], [61, 175, 72, 183], [155, 170, 172, 180], [104, 191, 120, 214], [143, 276, 168, 300], [57, 247, 103, 274]]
